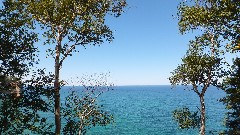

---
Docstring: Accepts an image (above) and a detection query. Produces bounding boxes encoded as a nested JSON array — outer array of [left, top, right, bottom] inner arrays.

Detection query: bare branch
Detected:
[[81, 92, 102, 116]]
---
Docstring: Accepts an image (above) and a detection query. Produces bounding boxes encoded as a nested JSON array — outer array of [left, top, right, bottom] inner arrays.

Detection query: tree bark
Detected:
[[54, 27, 62, 134], [199, 95, 206, 135], [78, 117, 83, 135]]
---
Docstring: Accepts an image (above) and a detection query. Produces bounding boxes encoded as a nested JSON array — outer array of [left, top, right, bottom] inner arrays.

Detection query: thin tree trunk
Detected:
[[54, 27, 62, 134], [78, 117, 83, 135], [199, 95, 206, 135]]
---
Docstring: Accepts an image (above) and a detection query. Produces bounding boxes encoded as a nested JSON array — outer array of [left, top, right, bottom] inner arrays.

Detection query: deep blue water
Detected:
[[60, 85, 226, 135]]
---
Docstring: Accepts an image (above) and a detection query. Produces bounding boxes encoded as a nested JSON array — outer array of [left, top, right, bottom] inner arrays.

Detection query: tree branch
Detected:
[[59, 44, 76, 67], [59, 34, 83, 68], [81, 92, 102, 116], [201, 31, 215, 95], [192, 82, 201, 96]]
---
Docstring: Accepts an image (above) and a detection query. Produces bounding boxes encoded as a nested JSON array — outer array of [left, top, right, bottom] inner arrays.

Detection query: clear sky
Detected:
[[36, 0, 198, 86]]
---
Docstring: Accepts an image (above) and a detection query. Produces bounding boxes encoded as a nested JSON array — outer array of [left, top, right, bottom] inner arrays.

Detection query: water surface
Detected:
[[73, 85, 227, 135]]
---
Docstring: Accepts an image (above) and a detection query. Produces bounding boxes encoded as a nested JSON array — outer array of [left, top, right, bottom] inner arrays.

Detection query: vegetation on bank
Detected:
[[0, 0, 239, 134], [170, 0, 240, 135], [0, 0, 126, 134]]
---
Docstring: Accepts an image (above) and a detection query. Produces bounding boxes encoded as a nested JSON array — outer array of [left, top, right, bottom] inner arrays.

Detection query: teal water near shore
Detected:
[[59, 85, 226, 135]]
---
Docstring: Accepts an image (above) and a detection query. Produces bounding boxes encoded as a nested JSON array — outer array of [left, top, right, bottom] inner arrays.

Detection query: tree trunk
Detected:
[[54, 29, 61, 134], [199, 95, 206, 135], [78, 115, 84, 135]]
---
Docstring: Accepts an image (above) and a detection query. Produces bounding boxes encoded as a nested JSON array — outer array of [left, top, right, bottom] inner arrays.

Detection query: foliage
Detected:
[[12, 0, 127, 61], [169, 36, 224, 89], [220, 58, 240, 135], [173, 107, 200, 129], [0, 1, 55, 134], [169, 35, 226, 134], [175, 0, 239, 134], [62, 73, 114, 135], [1, 0, 126, 134], [177, 0, 239, 48], [0, 69, 55, 135], [0, 0, 38, 79], [3, 0, 127, 133]]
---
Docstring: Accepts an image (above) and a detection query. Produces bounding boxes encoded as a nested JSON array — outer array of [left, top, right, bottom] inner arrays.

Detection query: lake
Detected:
[[60, 85, 226, 135]]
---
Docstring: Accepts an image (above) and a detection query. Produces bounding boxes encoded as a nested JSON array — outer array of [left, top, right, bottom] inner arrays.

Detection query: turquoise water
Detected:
[[59, 85, 225, 135]]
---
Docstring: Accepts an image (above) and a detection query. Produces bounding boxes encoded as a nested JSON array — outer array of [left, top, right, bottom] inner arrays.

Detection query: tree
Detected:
[[0, 70, 55, 135], [177, 0, 239, 49], [62, 73, 114, 135], [176, 0, 240, 134], [4, 0, 127, 134], [169, 35, 225, 135], [0, 0, 37, 82], [220, 58, 240, 134], [0, 1, 55, 134]]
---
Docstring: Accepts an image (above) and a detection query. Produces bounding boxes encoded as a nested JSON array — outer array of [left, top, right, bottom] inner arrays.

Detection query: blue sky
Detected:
[[36, 0, 197, 86]]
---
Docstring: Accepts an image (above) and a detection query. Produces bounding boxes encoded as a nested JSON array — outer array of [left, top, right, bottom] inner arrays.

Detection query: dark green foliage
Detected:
[[0, 0, 38, 78], [23, 69, 55, 112], [0, 69, 55, 135], [0, 1, 55, 134], [173, 107, 200, 129], [0, 95, 22, 134], [1, 0, 124, 134], [6, 1, 126, 133], [220, 58, 240, 134]]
